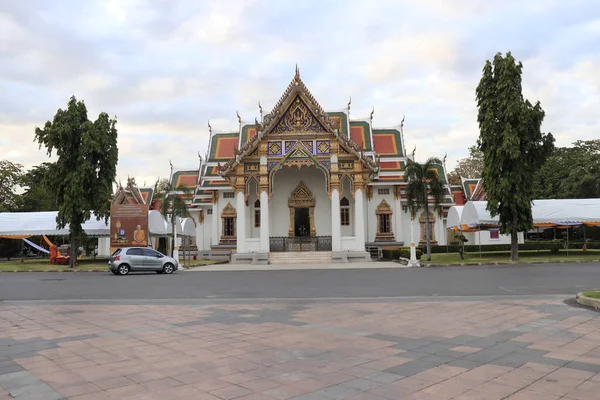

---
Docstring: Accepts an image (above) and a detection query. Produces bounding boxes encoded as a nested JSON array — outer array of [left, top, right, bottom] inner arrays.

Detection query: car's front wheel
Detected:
[[117, 264, 130, 275], [162, 263, 174, 274]]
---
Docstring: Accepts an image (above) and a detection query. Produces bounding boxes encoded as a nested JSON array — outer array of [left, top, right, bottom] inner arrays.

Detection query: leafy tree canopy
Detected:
[[476, 52, 554, 261], [34, 96, 118, 267], [447, 145, 483, 185], [533, 140, 600, 199], [18, 162, 58, 212], [0, 160, 24, 212]]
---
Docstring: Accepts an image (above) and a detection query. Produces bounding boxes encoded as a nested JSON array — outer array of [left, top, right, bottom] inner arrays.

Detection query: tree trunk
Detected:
[[510, 213, 519, 262], [171, 218, 175, 257], [425, 206, 432, 262], [69, 232, 78, 268], [423, 184, 432, 262]]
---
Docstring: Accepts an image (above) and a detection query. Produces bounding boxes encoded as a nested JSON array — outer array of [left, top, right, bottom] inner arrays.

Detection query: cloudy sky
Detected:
[[1, 0, 599, 186]]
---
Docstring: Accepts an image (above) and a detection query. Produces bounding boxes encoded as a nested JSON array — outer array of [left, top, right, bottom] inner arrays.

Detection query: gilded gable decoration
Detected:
[[221, 203, 236, 218], [376, 199, 393, 214], [272, 96, 328, 134]]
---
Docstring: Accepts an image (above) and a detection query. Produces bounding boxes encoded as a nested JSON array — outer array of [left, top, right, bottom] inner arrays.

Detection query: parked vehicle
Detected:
[[108, 247, 178, 275]]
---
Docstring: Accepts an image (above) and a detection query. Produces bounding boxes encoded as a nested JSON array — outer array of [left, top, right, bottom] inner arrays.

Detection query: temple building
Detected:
[[172, 69, 458, 263]]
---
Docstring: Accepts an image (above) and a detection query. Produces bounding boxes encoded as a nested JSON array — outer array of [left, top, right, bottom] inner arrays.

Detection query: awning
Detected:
[[0, 210, 176, 237], [461, 199, 600, 229]]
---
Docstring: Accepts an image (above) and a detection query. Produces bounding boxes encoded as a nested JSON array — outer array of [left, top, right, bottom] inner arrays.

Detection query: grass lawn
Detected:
[[0, 258, 224, 272], [583, 291, 600, 299], [425, 249, 600, 265]]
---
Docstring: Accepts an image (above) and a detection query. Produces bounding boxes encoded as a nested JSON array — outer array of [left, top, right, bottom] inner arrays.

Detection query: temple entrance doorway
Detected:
[[294, 208, 310, 237]]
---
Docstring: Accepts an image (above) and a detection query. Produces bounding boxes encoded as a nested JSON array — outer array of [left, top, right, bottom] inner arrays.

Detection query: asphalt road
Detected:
[[0, 263, 599, 301]]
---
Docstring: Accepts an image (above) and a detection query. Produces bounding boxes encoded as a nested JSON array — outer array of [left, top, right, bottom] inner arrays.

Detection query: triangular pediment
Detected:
[[290, 181, 313, 201], [287, 147, 311, 159], [270, 96, 328, 134], [261, 68, 339, 135]]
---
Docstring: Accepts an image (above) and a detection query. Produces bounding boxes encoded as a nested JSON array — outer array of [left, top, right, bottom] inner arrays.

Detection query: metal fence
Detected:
[[269, 236, 332, 252]]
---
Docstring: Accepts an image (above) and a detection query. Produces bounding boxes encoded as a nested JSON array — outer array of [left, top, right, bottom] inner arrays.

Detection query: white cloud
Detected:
[[1, 0, 599, 181]]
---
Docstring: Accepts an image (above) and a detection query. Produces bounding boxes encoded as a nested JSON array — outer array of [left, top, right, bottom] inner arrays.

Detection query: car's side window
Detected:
[[142, 249, 159, 257], [126, 248, 143, 256]]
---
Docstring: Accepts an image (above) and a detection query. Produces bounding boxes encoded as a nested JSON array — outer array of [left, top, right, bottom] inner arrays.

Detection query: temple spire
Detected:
[[294, 64, 300, 81]]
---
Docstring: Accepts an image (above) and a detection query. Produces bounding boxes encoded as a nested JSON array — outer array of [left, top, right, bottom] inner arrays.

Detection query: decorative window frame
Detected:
[[220, 203, 237, 242], [375, 199, 394, 241]]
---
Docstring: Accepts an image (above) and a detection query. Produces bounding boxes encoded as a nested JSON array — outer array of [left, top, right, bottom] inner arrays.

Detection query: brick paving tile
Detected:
[[94, 376, 137, 390], [141, 377, 184, 391], [262, 385, 308, 399], [106, 382, 150, 398], [210, 384, 254, 400], [69, 392, 117, 400], [220, 372, 260, 384], [239, 378, 281, 392], [451, 346, 483, 354], [126, 371, 166, 383], [564, 379, 600, 400], [56, 382, 102, 397], [504, 389, 562, 399], [290, 378, 333, 391]]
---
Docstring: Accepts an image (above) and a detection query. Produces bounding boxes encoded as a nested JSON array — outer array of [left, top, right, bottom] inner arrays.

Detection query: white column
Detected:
[[195, 211, 204, 252], [354, 188, 365, 250], [173, 217, 179, 262], [236, 191, 246, 253], [211, 199, 219, 247], [394, 197, 403, 242], [260, 190, 269, 253], [408, 217, 420, 267], [331, 188, 342, 251]]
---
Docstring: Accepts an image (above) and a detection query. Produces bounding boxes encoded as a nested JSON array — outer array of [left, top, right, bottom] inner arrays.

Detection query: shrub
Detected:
[[381, 247, 421, 260]]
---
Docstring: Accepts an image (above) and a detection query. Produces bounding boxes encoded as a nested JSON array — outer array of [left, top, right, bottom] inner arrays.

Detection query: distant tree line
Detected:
[[448, 139, 600, 199]]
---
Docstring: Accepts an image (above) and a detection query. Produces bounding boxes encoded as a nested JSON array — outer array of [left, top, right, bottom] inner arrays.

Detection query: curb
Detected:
[[0, 269, 106, 273], [424, 260, 600, 268], [576, 292, 600, 309]]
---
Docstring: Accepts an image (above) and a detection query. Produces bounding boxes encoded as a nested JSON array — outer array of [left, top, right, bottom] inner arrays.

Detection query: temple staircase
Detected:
[[268, 251, 332, 264]]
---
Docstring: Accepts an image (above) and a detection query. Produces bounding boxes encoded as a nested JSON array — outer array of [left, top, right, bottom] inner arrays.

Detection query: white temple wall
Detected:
[[270, 166, 331, 237]]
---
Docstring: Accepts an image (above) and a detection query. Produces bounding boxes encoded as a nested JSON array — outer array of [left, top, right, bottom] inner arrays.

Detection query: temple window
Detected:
[[223, 217, 235, 237], [379, 214, 391, 233], [254, 200, 261, 228], [340, 197, 350, 226], [375, 199, 394, 241], [220, 203, 237, 243], [377, 188, 390, 195], [223, 192, 234, 199], [207, 208, 213, 215]]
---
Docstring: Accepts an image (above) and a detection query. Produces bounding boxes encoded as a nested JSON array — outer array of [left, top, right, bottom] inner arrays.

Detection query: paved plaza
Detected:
[[1, 296, 600, 399]]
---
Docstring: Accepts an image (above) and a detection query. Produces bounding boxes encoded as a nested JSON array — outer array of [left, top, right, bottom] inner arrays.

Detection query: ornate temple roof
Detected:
[[195, 68, 452, 202], [461, 177, 481, 201]]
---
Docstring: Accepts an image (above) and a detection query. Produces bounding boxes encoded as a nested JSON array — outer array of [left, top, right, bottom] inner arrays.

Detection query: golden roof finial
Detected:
[[295, 64, 300, 80]]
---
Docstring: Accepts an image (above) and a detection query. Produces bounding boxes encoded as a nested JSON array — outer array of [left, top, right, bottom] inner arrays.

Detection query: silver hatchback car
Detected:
[[109, 247, 179, 275]]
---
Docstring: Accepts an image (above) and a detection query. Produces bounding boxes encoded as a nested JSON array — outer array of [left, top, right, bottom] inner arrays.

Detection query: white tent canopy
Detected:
[[446, 206, 463, 230], [461, 200, 600, 227], [0, 210, 190, 237], [181, 218, 196, 237], [0, 211, 110, 237]]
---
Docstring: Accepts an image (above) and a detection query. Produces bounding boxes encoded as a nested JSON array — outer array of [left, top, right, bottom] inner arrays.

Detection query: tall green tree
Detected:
[[34, 96, 118, 267], [447, 145, 483, 185], [0, 160, 24, 212], [533, 140, 600, 199], [18, 163, 58, 212], [155, 178, 193, 257], [476, 52, 554, 261], [405, 158, 446, 261]]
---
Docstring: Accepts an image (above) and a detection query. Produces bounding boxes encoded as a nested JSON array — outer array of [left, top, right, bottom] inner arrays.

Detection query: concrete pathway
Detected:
[[1, 297, 600, 399]]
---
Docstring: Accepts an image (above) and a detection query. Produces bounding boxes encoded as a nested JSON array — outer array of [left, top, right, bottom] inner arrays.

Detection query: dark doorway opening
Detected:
[[294, 208, 310, 237]]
